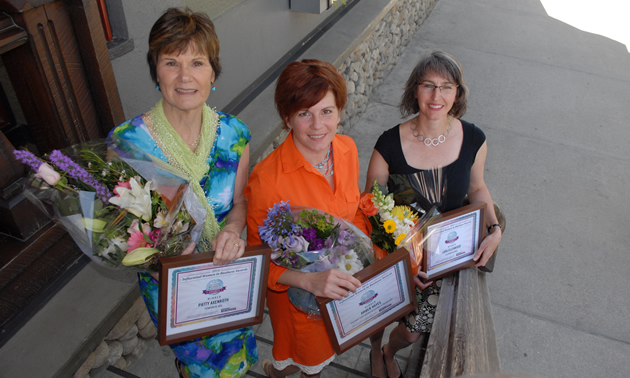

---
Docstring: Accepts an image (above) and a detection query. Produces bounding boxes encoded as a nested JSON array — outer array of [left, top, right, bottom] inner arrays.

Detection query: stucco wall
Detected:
[[110, 0, 341, 124]]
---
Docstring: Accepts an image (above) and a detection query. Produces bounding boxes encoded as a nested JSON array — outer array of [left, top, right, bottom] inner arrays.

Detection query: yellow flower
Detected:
[[391, 205, 419, 222], [383, 219, 397, 233], [395, 233, 407, 246]]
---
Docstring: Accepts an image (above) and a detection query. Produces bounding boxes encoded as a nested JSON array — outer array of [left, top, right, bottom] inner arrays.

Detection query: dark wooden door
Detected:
[[3, 0, 105, 152]]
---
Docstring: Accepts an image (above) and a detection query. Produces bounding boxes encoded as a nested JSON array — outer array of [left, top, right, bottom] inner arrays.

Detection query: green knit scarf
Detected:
[[147, 99, 220, 251]]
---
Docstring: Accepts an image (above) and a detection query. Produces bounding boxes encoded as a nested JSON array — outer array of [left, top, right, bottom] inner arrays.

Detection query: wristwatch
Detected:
[[487, 223, 501, 233]]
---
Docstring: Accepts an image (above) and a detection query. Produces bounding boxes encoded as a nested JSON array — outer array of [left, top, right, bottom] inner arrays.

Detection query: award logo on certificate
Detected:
[[317, 248, 417, 354], [157, 245, 270, 345], [421, 202, 486, 281]]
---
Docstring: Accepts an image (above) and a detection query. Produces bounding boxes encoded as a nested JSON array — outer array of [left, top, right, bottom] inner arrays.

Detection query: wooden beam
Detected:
[[66, 0, 125, 133]]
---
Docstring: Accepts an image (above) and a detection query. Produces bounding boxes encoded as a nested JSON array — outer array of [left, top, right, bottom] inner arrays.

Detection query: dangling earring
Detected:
[[156, 84, 160, 91], [211, 82, 216, 91]]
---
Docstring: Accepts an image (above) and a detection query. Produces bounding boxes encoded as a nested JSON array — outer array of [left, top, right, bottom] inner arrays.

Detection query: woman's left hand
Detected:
[[414, 271, 434, 290], [473, 227, 502, 267], [211, 228, 245, 265]]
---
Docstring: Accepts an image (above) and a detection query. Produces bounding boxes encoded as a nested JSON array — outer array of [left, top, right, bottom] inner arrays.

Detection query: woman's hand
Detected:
[[414, 271, 434, 290], [211, 228, 245, 265], [211, 144, 249, 266], [181, 242, 196, 256], [302, 269, 362, 300], [473, 227, 501, 267]]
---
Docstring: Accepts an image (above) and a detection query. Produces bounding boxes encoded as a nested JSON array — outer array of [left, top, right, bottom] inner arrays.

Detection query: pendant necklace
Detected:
[[411, 116, 453, 147]]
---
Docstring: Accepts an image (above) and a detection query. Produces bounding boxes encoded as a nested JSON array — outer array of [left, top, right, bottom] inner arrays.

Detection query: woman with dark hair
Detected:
[[245, 59, 367, 377], [109, 8, 256, 378], [365, 51, 502, 378]]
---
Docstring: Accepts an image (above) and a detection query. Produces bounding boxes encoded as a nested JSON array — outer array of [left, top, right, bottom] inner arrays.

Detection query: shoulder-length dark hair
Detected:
[[399, 51, 469, 118], [275, 59, 347, 127], [147, 8, 221, 86]]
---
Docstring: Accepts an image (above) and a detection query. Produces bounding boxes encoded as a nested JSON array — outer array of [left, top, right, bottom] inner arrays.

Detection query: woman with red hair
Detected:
[[245, 60, 367, 377]]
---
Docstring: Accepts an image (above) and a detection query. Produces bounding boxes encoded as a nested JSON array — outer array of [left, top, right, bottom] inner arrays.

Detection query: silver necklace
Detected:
[[313, 144, 334, 176], [411, 116, 453, 146]]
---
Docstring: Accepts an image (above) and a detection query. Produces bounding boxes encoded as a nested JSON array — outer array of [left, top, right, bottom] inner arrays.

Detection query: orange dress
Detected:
[[245, 132, 367, 373]]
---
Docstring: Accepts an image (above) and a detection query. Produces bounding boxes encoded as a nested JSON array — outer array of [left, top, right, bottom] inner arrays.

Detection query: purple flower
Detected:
[[48, 150, 112, 201], [13, 150, 44, 171], [259, 201, 303, 248], [301, 228, 317, 242], [324, 237, 334, 249], [338, 229, 355, 246], [280, 235, 309, 253], [309, 238, 324, 251]]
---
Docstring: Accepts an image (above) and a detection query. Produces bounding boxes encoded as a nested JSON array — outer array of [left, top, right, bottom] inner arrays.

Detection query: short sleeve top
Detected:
[[374, 119, 486, 212], [109, 111, 251, 223]]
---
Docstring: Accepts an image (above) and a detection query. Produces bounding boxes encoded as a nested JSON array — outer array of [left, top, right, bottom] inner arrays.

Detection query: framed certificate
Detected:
[[421, 202, 486, 281], [317, 248, 417, 354], [157, 245, 270, 345]]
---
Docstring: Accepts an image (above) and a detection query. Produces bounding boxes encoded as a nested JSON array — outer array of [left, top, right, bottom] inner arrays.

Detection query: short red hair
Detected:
[[275, 60, 347, 127]]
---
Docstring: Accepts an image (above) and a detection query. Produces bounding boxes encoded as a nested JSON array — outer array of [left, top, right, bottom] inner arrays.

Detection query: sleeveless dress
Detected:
[[109, 111, 258, 378], [374, 119, 486, 332]]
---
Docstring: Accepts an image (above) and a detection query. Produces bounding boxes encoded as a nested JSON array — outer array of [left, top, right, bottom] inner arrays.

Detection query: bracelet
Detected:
[[487, 224, 501, 233]]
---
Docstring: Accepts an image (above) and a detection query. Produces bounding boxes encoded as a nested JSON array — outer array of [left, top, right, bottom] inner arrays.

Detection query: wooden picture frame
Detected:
[[317, 248, 417, 354], [419, 202, 486, 281], [157, 245, 270, 346]]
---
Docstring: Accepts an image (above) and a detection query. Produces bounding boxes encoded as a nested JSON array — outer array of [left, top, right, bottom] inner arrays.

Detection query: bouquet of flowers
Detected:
[[259, 201, 374, 316], [13, 140, 205, 272], [360, 179, 440, 269]]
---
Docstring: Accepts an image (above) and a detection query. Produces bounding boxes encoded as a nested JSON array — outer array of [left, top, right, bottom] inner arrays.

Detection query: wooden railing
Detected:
[[405, 202, 506, 377]]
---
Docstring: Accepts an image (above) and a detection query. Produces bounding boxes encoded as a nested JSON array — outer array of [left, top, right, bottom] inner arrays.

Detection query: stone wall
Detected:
[[254, 0, 437, 164], [339, 0, 436, 130], [74, 297, 157, 378]]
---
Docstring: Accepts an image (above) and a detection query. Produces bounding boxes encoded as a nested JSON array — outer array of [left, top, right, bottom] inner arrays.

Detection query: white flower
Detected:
[[379, 211, 392, 222], [340, 249, 359, 264], [382, 196, 395, 211], [172, 219, 190, 234], [141, 222, 152, 234], [127, 219, 140, 235], [101, 237, 129, 259], [336, 259, 363, 275], [34, 163, 61, 186], [154, 211, 168, 228], [109, 178, 153, 221]]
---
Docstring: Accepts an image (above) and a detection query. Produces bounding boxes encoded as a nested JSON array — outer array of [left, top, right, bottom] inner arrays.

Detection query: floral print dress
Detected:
[[109, 111, 257, 378]]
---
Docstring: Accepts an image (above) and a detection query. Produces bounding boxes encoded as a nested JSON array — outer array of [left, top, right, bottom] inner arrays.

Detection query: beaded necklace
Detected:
[[313, 143, 334, 177]]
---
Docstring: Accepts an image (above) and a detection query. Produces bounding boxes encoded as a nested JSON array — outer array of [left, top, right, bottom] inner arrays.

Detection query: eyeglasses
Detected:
[[417, 82, 458, 95]]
